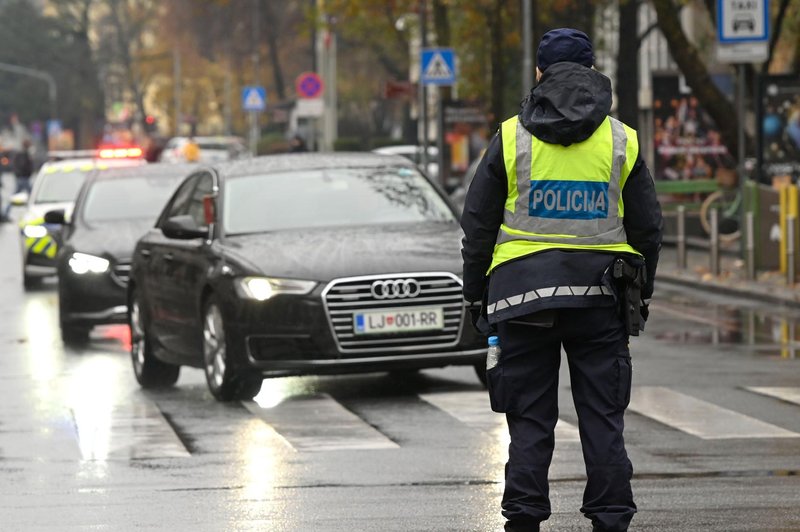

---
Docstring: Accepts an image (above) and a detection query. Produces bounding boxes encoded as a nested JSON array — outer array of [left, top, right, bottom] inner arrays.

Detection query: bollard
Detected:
[[787, 215, 796, 285], [709, 207, 720, 276], [745, 211, 755, 280], [676, 205, 687, 270]]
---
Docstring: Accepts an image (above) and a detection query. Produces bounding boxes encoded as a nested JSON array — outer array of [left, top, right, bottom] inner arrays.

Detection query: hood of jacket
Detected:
[[520, 62, 612, 146]]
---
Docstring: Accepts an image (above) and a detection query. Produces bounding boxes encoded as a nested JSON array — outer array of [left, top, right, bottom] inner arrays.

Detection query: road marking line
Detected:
[[419, 391, 581, 442], [244, 394, 398, 452], [72, 401, 190, 460], [747, 387, 800, 407], [630, 386, 800, 440]]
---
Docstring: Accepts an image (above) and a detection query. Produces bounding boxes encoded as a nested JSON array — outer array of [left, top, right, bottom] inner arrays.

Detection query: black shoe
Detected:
[[504, 520, 539, 532]]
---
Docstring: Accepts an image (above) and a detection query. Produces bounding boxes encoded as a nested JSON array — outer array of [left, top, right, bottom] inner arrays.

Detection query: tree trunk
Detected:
[[262, 0, 286, 100], [651, 0, 747, 156], [616, 0, 639, 127]]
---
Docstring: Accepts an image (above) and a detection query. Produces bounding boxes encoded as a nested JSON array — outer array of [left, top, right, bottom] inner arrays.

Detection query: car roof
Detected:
[[169, 136, 244, 143], [216, 152, 417, 178], [82, 162, 197, 183], [40, 158, 144, 172], [372, 145, 438, 154]]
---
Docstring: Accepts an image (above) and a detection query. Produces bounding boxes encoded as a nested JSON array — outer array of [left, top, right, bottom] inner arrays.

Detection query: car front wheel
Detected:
[[59, 293, 90, 346], [130, 290, 180, 388], [474, 363, 488, 388], [203, 296, 262, 402]]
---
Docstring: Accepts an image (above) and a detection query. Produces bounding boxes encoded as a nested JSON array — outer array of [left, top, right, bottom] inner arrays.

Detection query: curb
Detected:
[[657, 272, 800, 309]]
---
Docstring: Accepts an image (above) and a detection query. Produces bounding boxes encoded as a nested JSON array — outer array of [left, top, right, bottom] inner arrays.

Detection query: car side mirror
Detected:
[[44, 209, 67, 225], [10, 192, 29, 206], [161, 215, 208, 240]]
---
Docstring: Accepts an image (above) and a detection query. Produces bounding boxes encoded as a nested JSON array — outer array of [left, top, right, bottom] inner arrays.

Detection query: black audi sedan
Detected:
[[51, 164, 194, 344], [127, 153, 484, 401]]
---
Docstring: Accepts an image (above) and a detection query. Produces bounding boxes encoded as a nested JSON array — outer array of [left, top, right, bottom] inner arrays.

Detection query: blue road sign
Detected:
[[717, 0, 768, 43], [242, 86, 267, 112], [421, 48, 456, 86], [296, 72, 324, 99]]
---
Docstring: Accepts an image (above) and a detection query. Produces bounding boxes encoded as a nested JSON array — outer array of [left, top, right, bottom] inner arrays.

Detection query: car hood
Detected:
[[222, 222, 464, 282], [67, 219, 154, 261]]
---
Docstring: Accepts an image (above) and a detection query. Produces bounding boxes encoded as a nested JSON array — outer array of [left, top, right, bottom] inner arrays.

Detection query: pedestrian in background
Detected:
[[2, 138, 33, 221], [289, 134, 308, 153], [460, 28, 662, 532]]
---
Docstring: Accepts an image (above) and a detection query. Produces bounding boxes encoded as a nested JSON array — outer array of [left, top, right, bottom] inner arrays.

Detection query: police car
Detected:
[[16, 153, 144, 289]]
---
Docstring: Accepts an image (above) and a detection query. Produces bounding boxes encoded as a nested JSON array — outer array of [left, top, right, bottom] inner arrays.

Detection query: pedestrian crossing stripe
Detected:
[[419, 391, 581, 442], [746, 387, 800, 407], [28, 385, 800, 462], [629, 386, 800, 440], [245, 393, 398, 452], [423, 52, 453, 80]]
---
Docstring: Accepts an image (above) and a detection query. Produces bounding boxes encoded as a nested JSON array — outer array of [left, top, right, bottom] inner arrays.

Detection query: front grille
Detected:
[[322, 272, 464, 354], [111, 260, 132, 287]]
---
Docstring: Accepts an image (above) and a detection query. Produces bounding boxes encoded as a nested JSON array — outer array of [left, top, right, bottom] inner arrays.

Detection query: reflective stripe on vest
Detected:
[[490, 115, 640, 271]]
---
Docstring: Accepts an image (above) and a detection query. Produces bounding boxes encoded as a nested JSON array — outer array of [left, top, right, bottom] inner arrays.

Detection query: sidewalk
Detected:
[[657, 244, 800, 308]]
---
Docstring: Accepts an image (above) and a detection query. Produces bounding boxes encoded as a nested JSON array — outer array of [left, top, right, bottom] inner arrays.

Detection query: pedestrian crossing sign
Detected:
[[241, 86, 267, 112], [421, 48, 456, 86]]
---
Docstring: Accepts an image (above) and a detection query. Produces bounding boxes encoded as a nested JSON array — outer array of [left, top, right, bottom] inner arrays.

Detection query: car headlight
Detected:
[[235, 277, 317, 301], [23, 225, 48, 238], [68, 252, 110, 274]]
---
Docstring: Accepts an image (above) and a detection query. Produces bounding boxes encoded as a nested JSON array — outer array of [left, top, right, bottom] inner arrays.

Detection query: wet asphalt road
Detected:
[[2, 178, 800, 530]]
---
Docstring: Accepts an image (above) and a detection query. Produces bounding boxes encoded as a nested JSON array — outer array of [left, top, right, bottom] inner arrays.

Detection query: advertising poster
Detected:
[[759, 75, 800, 184], [652, 72, 736, 183], [442, 101, 489, 188]]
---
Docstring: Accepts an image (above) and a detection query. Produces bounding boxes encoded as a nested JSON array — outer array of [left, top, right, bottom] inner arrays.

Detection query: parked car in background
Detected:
[[159, 136, 249, 164], [448, 150, 484, 216], [128, 152, 484, 401], [16, 156, 144, 289], [372, 144, 438, 180], [51, 163, 194, 344]]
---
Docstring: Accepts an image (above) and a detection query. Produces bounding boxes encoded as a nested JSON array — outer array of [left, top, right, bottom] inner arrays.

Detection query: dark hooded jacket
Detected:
[[460, 62, 663, 323]]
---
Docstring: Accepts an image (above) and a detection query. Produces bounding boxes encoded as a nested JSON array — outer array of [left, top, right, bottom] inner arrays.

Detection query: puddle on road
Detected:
[[652, 289, 800, 359]]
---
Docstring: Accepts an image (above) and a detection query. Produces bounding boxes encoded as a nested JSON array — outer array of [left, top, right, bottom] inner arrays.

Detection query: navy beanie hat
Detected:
[[537, 28, 595, 71]]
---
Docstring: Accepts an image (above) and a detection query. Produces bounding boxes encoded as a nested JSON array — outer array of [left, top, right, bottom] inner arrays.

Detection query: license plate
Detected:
[[353, 307, 444, 335]]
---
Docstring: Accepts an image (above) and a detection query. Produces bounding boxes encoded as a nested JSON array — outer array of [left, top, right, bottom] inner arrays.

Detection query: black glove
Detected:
[[465, 300, 495, 336]]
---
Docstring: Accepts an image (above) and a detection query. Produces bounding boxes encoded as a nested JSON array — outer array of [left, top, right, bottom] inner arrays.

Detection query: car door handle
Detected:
[[164, 253, 174, 262]]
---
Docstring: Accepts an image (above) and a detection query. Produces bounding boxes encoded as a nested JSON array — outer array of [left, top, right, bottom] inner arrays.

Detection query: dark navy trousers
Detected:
[[489, 306, 636, 532]]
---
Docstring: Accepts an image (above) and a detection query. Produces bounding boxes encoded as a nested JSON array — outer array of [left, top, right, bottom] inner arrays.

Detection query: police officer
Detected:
[[461, 28, 662, 532]]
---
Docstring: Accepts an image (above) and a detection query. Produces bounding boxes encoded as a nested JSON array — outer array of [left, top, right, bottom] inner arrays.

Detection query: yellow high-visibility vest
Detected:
[[490, 115, 641, 272]]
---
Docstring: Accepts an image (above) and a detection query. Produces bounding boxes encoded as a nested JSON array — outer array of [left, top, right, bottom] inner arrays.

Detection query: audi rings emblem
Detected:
[[370, 278, 421, 299]]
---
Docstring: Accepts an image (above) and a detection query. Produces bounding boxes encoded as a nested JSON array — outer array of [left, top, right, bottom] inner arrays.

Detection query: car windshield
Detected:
[[33, 169, 90, 204], [223, 166, 454, 235], [82, 176, 180, 223]]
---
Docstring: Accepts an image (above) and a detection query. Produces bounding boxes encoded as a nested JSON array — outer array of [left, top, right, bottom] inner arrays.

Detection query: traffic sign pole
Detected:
[[241, 86, 267, 155], [419, 0, 428, 171], [716, 0, 768, 259]]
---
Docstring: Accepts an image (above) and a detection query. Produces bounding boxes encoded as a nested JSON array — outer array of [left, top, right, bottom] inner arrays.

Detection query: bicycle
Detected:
[[699, 183, 741, 244]]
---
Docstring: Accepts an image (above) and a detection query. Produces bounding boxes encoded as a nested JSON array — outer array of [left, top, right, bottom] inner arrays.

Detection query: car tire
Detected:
[[474, 363, 488, 388], [23, 274, 41, 290], [130, 289, 180, 388], [61, 324, 90, 345], [202, 296, 262, 402], [58, 291, 90, 345]]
